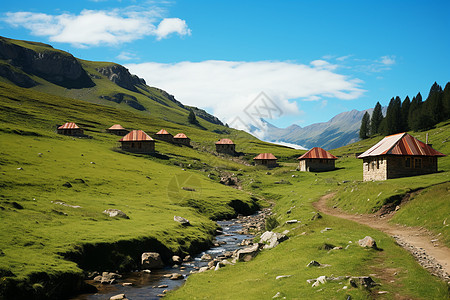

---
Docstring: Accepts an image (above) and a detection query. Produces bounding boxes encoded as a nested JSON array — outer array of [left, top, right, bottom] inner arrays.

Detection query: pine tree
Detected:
[[408, 93, 422, 131], [443, 82, 450, 120], [400, 96, 410, 132], [425, 82, 444, 125], [370, 102, 383, 135], [188, 109, 198, 125], [359, 112, 370, 139], [385, 97, 402, 135]]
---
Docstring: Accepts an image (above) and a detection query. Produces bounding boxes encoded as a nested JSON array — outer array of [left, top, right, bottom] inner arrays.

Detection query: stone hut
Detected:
[[358, 132, 445, 181], [119, 130, 155, 153], [155, 129, 173, 142], [253, 153, 278, 167], [297, 147, 337, 172], [57, 122, 84, 136], [215, 138, 236, 155], [173, 133, 191, 146], [106, 124, 129, 136]]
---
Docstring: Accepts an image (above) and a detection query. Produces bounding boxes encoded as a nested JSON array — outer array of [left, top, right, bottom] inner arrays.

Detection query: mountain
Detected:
[[0, 36, 223, 126], [263, 108, 385, 150]]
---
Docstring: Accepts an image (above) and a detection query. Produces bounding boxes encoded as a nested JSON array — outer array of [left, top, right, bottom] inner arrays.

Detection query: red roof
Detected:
[[358, 133, 445, 158], [108, 124, 125, 130], [58, 122, 80, 129], [298, 147, 337, 160], [216, 138, 234, 145], [174, 133, 188, 139], [156, 129, 171, 135], [254, 153, 277, 160], [119, 130, 153, 142]]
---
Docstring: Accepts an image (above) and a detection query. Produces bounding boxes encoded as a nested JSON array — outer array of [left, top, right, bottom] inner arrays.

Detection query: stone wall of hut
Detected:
[[299, 159, 335, 172]]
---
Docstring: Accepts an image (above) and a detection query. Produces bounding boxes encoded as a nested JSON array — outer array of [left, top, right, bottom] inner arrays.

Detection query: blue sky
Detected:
[[1, 0, 449, 131]]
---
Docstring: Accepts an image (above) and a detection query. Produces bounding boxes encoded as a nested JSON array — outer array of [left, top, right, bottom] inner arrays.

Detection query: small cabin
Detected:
[[106, 124, 129, 136], [215, 138, 236, 155], [173, 133, 191, 146], [155, 129, 173, 142], [254, 153, 278, 167], [358, 132, 445, 181], [119, 130, 155, 153], [57, 122, 84, 136], [298, 147, 337, 172]]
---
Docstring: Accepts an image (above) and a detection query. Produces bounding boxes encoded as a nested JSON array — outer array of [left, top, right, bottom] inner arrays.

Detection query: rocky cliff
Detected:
[[96, 64, 146, 93]]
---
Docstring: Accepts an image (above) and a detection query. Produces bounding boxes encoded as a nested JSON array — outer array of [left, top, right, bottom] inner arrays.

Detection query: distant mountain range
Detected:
[[261, 107, 386, 150]]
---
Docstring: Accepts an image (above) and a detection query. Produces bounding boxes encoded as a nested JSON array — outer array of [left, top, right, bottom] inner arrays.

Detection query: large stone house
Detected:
[[119, 130, 155, 153], [173, 133, 191, 146], [358, 132, 445, 181], [253, 153, 278, 167], [298, 147, 337, 172], [106, 124, 129, 136], [57, 122, 84, 136], [215, 138, 236, 155]]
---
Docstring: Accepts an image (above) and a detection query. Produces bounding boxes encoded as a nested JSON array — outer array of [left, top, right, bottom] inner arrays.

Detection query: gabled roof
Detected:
[[156, 129, 171, 135], [254, 153, 277, 160], [216, 138, 234, 145], [119, 130, 153, 142], [58, 122, 80, 129], [298, 147, 337, 160], [173, 133, 189, 139], [108, 124, 125, 130], [358, 133, 445, 158]]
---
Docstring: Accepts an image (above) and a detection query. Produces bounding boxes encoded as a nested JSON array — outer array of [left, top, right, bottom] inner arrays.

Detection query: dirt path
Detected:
[[314, 193, 450, 282]]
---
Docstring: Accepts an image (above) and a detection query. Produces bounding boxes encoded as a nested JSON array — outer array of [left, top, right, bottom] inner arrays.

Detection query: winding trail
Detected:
[[314, 193, 450, 282]]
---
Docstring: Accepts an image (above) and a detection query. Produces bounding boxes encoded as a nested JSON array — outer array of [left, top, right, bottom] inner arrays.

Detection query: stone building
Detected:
[[119, 130, 155, 153], [173, 133, 191, 146], [298, 147, 337, 172], [215, 138, 236, 155], [253, 153, 278, 167], [57, 122, 84, 136], [358, 132, 445, 181], [106, 124, 129, 136], [155, 129, 173, 142]]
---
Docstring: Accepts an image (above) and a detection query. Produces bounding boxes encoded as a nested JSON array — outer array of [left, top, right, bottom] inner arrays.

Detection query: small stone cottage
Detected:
[[358, 132, 445, 181], [155, 129, 173, 142], [119, 130, 155, 153], [297, 147, 337, 172], [253, 153, 278, 167], [57, 122, 84, 136], [106, 124, 129, 136], [215, 138, 236, 155], [173, 133, 191, 146]]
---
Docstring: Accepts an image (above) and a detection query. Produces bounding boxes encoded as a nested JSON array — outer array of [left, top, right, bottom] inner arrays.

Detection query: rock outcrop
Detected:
[[96, 64, 146, 93]]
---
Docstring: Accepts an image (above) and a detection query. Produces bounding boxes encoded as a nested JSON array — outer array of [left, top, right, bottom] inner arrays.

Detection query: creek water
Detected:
[[71, 219, 253, 300]]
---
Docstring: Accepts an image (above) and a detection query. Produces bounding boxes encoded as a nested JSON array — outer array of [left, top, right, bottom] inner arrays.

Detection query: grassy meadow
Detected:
[[0, 80, 449, 299]]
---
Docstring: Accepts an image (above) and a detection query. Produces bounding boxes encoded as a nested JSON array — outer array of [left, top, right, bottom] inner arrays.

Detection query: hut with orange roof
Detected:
[[297, 147, 337, 172], [253, 153, 278, 167], [215, 138, 236, 155], [106, 124, 129, 136], [155, 129, 173, 142], [57, 122, 84, 136], [119, 130, 155, 153], [173, 133, 191, 146], [357, 132, 445, 181]]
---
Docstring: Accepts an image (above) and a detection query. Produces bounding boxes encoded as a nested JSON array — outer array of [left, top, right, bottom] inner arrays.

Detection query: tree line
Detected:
[[360, 81, 450, 139]]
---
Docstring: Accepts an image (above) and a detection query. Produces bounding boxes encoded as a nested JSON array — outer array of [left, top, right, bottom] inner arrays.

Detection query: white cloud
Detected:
[[155, 18, 191, 40], [270, 141, 307, 150], [3, 8, 191, 47], [126, 60, 365, 128], [117, 51, 139, 61], [380, 55, 395, 65]]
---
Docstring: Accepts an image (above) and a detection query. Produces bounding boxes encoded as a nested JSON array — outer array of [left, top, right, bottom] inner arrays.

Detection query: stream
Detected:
[[71, 218, 255, 300]]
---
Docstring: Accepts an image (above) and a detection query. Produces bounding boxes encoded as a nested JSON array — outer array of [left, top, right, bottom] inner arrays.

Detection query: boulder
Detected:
[[201, 253, 213, 261], [172, 255, 181, 264], [236, 244, 260, 262], [358, 236, 378, 249], [169, 273, 184, 280], [141, 252, 164, 269], [349, 276, 378, 288], [259, 231, 288, 249], [93, 272, 121, 284], [174, 216, 190, 226], [307, 260, 321, 267], [110, 294, 127, 300], [103, 209, 129, 219]]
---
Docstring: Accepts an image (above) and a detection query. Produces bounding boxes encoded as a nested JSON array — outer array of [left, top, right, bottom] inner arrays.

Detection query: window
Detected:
[[414, 158, 422, 169], [405, 157, 411, 168], [376, 159, 380, 169]]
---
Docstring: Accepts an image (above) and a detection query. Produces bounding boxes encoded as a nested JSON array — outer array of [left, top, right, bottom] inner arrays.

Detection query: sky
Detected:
[[1, 0, 449, 132]]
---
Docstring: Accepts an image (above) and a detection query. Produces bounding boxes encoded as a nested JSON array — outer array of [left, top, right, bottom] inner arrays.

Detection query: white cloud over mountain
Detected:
[[126, 60, 365, 128], [3, 8, 191, 47]]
